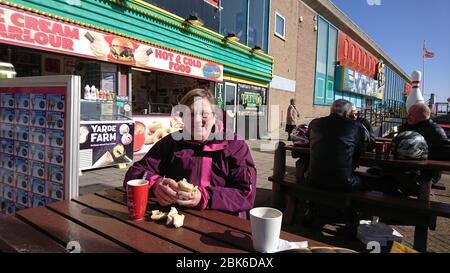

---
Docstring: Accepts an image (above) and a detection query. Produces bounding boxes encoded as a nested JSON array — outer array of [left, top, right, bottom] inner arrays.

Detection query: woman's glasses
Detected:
[[176, 111, 214, 120], [190, 111, 212, 120]]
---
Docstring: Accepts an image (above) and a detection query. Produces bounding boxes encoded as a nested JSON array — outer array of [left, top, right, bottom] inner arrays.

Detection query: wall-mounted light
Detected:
[[314, 25, 318, 31], [251, 45, 263, 53], [185, 15, 204, 27], [299, 16, 304, 23], [131, 67, 152, 73], [224, 33, 240, 42]]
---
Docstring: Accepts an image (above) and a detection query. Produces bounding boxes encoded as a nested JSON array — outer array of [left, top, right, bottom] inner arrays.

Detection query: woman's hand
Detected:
[[176, 189, 201, 208], [153, 177, 179, 206]]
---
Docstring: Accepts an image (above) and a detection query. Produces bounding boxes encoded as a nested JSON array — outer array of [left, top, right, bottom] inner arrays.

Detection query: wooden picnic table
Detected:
[[0, 187, 329, 253], [285, 145, 450, 201], [281, 144, 450, 251]]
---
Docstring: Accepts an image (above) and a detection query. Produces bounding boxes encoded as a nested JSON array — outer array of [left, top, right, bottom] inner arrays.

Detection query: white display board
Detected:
[[0, 75, 80, 215]]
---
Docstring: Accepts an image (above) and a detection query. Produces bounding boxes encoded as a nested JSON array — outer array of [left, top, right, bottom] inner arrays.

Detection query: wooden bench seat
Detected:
[[269, 173, 450, 250], [269, 174, 450, 221], [270, 142, 450, 252]]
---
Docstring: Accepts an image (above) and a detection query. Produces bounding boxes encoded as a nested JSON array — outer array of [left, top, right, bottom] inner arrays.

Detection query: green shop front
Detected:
[[0, 0, 274, 160]]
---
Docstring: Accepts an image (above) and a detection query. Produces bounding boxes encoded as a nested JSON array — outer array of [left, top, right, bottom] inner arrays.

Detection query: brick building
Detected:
[[268, 0, 411, 130]]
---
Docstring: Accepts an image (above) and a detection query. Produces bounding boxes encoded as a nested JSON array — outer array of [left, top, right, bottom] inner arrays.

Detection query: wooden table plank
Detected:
[[74, 194, 246, 253], [106, 188, 329, 248], [0, 215, 66, 253], [285, 145, 450, 171], [47, 200, 190, 253], [16, 206, 130, 253], [182, 207, 328, 246], [96, 189, 255, 251]]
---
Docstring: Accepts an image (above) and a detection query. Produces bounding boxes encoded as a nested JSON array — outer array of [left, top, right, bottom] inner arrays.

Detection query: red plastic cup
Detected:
[[384, 142, 392, 158], [375, 142, 384, 157], [126, 179, 149, 221]]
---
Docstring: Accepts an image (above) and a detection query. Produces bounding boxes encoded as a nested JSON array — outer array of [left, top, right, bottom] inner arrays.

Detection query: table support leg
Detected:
[[414, 181, 431, 252], [283, 195, 297, 225], [413, 226, 428, 252], [272, 142, 286, 210]]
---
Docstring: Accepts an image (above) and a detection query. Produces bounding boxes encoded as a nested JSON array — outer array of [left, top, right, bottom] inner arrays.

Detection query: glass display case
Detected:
[[80, 100, 130, 121], [78, 62, 134, 171]]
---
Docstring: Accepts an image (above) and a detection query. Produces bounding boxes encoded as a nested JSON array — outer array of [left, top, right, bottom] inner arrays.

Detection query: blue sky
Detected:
[[331, 0, 450, 103]]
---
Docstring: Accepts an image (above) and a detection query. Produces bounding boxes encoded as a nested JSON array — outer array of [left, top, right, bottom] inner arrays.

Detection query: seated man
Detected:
[[405, 103, 450, 160], [306, 99, 369, 192], [350, 106, 376, 152], [383, 103, 450, 195]]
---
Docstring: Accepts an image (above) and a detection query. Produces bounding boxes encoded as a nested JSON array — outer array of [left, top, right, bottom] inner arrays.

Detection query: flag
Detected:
[[423, 48, 435, 58]]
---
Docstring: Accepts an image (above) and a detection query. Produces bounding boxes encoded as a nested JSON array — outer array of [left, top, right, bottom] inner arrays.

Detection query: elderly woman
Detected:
[[124, 89, 257, 218]]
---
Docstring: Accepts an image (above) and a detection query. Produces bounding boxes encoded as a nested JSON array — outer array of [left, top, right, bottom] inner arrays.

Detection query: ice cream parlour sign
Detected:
[[0, 5, 223, 82]]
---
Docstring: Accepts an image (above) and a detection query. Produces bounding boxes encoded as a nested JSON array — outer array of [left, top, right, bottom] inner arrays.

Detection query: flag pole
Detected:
[[422, 40, 426, 96]]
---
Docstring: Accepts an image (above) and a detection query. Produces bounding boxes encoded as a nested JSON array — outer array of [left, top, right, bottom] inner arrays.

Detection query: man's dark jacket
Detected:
[[306, 113, 369, 191], [357, 117, 376, 152], [406, 119, 450, 161]]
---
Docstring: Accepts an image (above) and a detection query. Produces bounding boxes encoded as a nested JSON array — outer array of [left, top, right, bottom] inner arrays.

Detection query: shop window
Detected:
[[76, 62, 118, 100], [248, 0, 270, 51], [314, 17, 337, 105], [314, 17, 328, 104], [10, 48, 41, 77], [221, 0, 248, 43], [43, 57, 61, 74], [238, 83, 267, 116], [357, 96, 363, 108], [131, 70, 213, 115], [274, 12, 285, 40], [326, 26, 338, 105], [143, 0, 220, 32], [350, 93, 357, 106]]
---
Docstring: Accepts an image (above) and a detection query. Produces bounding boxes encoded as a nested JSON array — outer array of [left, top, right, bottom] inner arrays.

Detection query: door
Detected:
[[224, 82, 237, 132]]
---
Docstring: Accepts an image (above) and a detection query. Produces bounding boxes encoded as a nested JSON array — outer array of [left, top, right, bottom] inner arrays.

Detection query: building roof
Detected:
[[302, 0, 411, 82]]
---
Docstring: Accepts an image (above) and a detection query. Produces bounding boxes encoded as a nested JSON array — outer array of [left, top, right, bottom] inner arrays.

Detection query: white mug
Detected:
[[250, 207, 283, 253]]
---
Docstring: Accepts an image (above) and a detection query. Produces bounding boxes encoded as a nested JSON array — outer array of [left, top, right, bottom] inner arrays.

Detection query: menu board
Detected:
[[0, 75, 79, 216]]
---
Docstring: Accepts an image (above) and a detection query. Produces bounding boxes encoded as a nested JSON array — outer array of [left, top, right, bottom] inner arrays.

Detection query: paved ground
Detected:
[[79, 136, 450, 253]]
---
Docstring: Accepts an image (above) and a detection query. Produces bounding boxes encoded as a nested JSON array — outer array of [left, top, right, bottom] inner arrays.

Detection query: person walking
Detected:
[[286, 98, 300, 141]]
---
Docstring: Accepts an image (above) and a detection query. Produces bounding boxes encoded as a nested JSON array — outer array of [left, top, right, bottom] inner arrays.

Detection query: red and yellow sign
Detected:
[[338, 32, 378, 79], [0, 5, 223, 82]]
